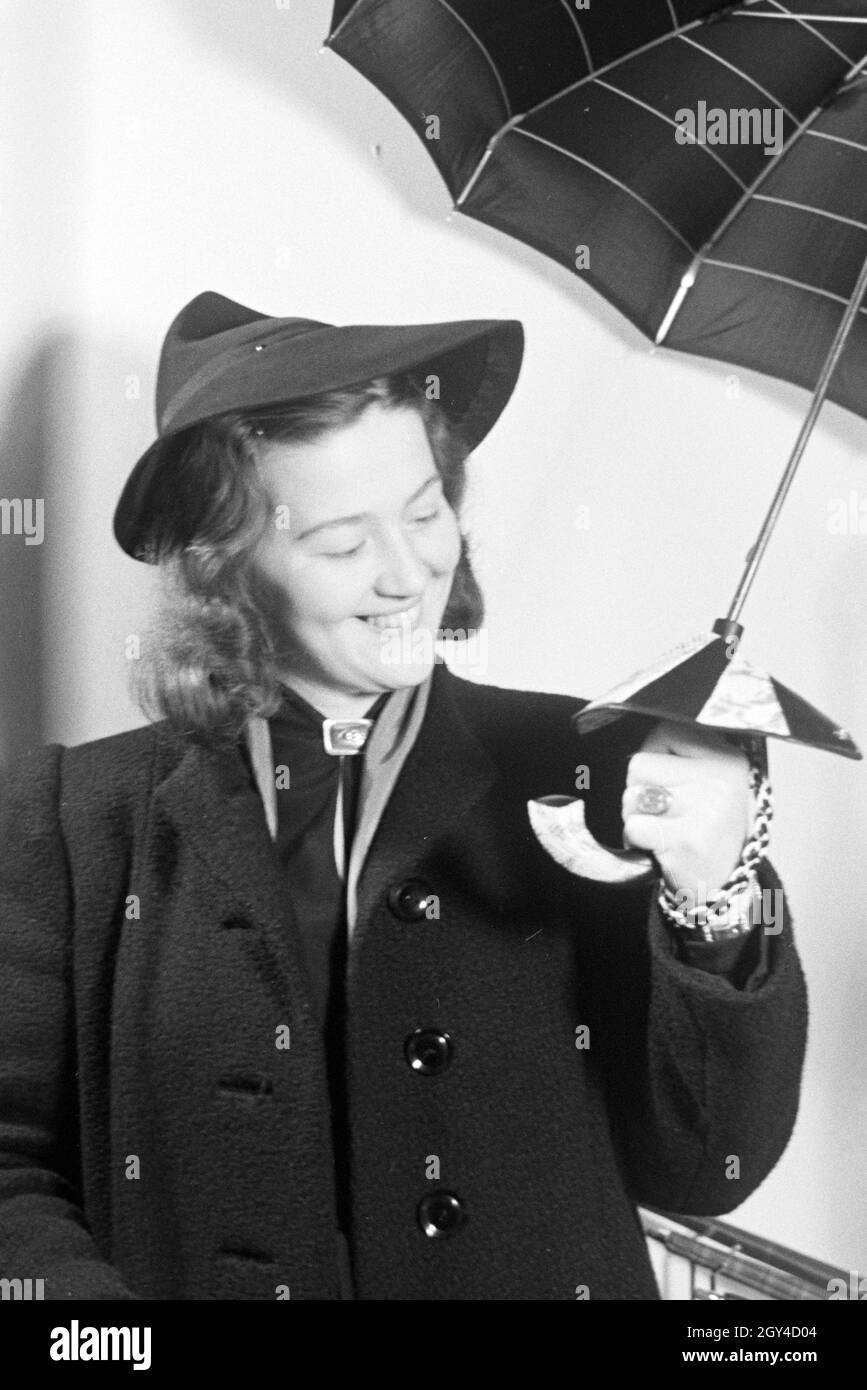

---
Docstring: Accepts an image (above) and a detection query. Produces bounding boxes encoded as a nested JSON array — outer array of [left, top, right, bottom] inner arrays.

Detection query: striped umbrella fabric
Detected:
[[327, 0, 867, 422]]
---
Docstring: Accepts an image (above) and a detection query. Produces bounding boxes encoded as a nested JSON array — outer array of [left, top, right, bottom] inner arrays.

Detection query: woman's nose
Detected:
[[374, 528, 429, 596]]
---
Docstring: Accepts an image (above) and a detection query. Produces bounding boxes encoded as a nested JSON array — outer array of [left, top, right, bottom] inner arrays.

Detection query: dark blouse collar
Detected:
[[271, 683, 391, 742]]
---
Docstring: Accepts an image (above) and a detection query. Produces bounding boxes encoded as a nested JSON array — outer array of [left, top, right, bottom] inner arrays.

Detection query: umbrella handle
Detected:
[[528, 794, 657, 886]]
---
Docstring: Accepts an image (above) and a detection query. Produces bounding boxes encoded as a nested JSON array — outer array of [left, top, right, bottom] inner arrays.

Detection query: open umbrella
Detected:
[[325, 0, 867, 877], [326, 1, 867, 417]]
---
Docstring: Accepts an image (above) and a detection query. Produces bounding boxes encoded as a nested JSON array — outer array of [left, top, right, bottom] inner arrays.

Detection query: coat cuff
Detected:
[[651, 859, 784, 992]]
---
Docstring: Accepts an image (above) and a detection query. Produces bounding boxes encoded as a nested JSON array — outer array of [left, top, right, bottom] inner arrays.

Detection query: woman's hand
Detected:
[[622, 721, 754, 899]]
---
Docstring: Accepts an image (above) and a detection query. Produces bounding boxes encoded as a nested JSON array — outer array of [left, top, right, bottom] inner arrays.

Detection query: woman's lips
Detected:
[[360, 603, 423, 631]]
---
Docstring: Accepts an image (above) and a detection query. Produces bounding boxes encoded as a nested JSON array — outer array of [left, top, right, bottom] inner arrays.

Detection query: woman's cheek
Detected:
[[253, 532, 295, 591], [290, 562, 357, 623]]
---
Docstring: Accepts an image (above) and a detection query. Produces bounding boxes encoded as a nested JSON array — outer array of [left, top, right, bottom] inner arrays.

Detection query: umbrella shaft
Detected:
[[726, 248, 867, 625]]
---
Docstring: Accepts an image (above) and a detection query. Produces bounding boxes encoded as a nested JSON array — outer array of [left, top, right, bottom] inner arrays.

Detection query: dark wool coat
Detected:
[[0, 664, 807, 1301]]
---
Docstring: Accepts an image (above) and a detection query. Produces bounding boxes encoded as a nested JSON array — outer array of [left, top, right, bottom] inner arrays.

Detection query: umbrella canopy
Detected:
[[327, 0, 867, 421]]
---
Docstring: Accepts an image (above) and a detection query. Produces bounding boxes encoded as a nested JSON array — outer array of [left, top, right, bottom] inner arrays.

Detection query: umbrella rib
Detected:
[[519, 14, 732, 123], [430, 0, 512, 117], [455, 125, 525, 208], [595, 79, 748, 190], [736, 11, 867, 20], [655, 52, 867, 342], [556, 0, 594, 73], [677, 33, 798, 124], [512, 128, 697, 254], [755, 0, 853, 64], [703, 257, 867, 312], [326, 0, 366, 47], [754, 193, 867, 233], [460, 4, 811, 184], [808, 128, 867, 155]]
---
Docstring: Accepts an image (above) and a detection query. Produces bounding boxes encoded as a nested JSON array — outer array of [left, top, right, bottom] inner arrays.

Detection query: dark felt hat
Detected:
[[113, 290, 525, 560]]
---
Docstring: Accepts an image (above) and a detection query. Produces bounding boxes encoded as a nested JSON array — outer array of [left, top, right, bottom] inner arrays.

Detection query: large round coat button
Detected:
[[405, 1029, 453, 1075], [418, 1191, 466, 1238], [387, 879, 435, 922]]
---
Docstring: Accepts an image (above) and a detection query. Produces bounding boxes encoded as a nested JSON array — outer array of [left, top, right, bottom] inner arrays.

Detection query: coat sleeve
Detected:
[[575, 856, 808, 1217], [0, 744, 138, 1299], [568, 711, 808, 1215]]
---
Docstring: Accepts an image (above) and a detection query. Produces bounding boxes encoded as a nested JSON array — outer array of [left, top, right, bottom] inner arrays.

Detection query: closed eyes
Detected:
[[323, 509, 442, 558], [325, 541, 365, 559]]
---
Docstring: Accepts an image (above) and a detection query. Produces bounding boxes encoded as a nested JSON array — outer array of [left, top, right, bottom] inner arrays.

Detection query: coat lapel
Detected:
[[150, 665, 502, 991], [151, 733, 317, 1011], [352, 664, 502, 921]]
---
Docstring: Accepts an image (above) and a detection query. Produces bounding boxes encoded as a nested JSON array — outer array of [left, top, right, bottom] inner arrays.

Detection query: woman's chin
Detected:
[[366, 653, 437, 692], [368, 623, 442, 684]]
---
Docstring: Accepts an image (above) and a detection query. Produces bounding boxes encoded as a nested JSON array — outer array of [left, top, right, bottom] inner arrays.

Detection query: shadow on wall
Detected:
[[0, 338, 75, 770], [0, 322, 178, 758]]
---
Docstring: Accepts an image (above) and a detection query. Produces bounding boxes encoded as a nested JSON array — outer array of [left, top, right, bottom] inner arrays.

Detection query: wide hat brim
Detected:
[[113, 291, 525, 560]]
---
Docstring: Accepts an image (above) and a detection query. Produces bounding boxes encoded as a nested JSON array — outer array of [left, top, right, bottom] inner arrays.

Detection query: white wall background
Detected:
[[2, 0, 866, 1276]]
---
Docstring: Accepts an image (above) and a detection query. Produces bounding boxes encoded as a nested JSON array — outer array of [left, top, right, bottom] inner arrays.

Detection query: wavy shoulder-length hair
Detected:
[[132, 373, 484, 743]]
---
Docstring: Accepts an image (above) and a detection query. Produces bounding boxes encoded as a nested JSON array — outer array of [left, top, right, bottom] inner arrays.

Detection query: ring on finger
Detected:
[[635, 784, 673, 817]]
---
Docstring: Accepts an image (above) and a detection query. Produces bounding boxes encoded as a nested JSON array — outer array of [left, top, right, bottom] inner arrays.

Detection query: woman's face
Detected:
[[250, 403, 463, 709]]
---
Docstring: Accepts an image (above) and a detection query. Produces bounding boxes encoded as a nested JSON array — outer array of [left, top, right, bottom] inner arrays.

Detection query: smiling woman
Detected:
[[0, 290, 809, 1301], [251, 405, 462, 718], [132, 376, 483, 737]]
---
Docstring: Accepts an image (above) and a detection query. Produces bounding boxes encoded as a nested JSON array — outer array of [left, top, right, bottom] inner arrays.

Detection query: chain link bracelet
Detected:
[[658, 754, 773, 943]]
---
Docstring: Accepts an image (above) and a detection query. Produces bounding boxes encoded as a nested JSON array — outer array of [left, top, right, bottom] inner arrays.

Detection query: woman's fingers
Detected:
[[622, 722, 753, 894]]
